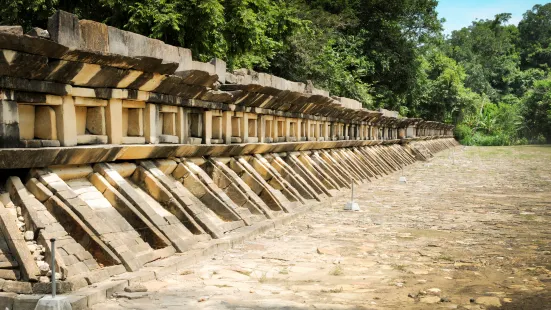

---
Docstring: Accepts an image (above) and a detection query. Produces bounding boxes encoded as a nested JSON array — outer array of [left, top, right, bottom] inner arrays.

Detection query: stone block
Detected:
[[144, 103, 158, 144], [17, 104, 35, 140], [106, 99, 122, 144], [0, 100, 20, 147], [84, 269, 109, 284], [27, 27, 50, 39], [107, 26, 129, 56], [210, 58, 226, 84], [86, 107, 105, 134], [192, 61, 216, 75], [64, 261, 90, 278], [41, 139, 61, 147], [54, 96, 77, 146], [176, 47, 192, 72], [0, 269, 19, 280], [34, 106, 57, 140], [0, 210, 40, 281], [0, 26, 23, 35], [64, 295, 88, 310], [104, 264, 126, 276], [121, 136, 145, 144], [13, 294, 43, 310], [32, 281, 72, 294], [0, 292, 15, 310], [2, 280, 32, 294], [26, 178, 53, 202], [76, 134, 108, 145], [124, 30, 161, 59], [48, 10, 81, 49], [79, 20, 109, 53]]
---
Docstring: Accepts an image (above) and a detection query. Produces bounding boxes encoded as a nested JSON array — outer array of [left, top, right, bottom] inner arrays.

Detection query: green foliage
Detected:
[[519, 4, 551, 70], [461, 132, 512, 146], [520, 77, 551, 143], [454, 124, 472, 141]]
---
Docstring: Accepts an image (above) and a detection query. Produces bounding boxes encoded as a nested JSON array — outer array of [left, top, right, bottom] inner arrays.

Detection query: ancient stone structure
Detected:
[[0, 11, 457, 309]]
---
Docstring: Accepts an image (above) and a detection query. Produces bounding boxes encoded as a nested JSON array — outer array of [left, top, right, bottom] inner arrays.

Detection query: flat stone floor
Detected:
[[93, 146, 551, 310]]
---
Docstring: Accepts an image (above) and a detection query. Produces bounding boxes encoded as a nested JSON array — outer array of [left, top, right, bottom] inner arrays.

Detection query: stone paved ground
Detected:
[[93, 146, 551, 310]]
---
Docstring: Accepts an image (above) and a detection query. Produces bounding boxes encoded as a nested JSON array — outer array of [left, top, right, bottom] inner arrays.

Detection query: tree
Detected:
[[445, 13, 520, 101], [521, 77, 551, 142], [519, 4, 551, 70]]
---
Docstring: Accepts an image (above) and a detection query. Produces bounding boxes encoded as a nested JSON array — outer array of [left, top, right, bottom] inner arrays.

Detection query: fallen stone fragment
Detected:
[[0, 26, 23, 35], [475, 296, 501, 307], [27, 27, 50, 39], [39, 276, 50, 283], [24, 230, 34, 241], [427, 288, 441, 296], [420, 296, 441, 304], [124, 284, 148, 292]]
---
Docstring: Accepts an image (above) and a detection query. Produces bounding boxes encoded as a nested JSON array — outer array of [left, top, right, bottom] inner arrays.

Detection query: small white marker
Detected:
[[344, 178, 360, 211]]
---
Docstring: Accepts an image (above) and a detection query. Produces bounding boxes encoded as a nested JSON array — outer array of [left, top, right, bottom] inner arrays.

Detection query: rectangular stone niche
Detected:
[[318, 123, 326, 141], [121, 100, 146, 144], [210, 112, 223, 144], [246, 115, 258, 143], [186, 110, 203, 144], [158, 105, 178, 144], [286, 119, 298, 142], [276, 119, 285, 142], [230, 115, 241, 144], [18, 103, 60, 147], [75, 98, 108, 145], [264, 119, 273, 143]]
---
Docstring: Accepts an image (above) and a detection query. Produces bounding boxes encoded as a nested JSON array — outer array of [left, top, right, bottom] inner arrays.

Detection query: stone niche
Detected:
[[307, 121, 316, 141], [210, 111, 224, 144], [121, 100, 146, 144], [246, 113, 258, 143], [405, 126, 415, 138], [157, 105, 179, 144], [186, 109, 203, 144], [318, 122, 326, 142], [230, 113, 242, 144], [18, 103, 60, 147], [300, 121, 307, 141], [74, 98, 108, 145], [336, 123, 345, 140], [286, 118, 298, 142], [229, 112, 259, 144], [275, 117, 285, 143], [262, 115, 274, 143]]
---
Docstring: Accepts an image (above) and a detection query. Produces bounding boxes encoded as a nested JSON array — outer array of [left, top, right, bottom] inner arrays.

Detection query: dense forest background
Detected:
[[1, 0, 550, 145]]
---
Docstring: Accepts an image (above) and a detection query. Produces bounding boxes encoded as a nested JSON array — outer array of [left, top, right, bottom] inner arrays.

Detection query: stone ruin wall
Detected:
[[0, 10, 457, 307]]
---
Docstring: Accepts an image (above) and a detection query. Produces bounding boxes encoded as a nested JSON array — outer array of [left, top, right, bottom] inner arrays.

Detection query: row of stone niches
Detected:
[[12, 96, 398, 148]]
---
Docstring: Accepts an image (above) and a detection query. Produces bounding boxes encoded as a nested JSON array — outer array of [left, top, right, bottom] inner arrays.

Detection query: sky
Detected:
[[437, 0, 547, 35]]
